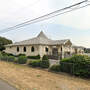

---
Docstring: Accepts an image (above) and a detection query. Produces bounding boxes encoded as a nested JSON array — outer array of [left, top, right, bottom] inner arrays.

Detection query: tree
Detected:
[[0, 37, 12, 51]]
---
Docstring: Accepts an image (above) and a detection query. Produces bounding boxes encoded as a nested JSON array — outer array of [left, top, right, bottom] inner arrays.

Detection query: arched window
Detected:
[[61, 47, 62, 52], [23, 47, 26, 52], [45, 47, 48, 52], [31, 46, 34, 52], [17, 47, 19, 52]]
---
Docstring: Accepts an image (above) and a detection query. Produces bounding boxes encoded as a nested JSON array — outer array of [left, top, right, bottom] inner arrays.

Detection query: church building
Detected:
[[5, 31, 84, 59]]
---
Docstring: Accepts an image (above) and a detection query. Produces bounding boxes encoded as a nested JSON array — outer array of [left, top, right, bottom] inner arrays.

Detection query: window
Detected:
[[61, 47, 62, 52], [17, 47, 19, 52], [45, 47, 48, 52], [23, 47, 26, 52], [31, 46, 34, 52]]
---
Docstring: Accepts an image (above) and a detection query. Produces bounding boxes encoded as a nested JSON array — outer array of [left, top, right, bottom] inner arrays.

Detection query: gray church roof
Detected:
[[72, 45, 85, 49], [6, 31, 71, 46]]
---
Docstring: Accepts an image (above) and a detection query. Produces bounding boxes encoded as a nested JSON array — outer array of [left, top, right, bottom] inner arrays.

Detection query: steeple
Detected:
[[37, 31, 48, 39]]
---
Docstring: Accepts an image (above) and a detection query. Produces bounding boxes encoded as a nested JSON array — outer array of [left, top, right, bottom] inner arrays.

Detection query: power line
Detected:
[[0, 0, 89, 34]]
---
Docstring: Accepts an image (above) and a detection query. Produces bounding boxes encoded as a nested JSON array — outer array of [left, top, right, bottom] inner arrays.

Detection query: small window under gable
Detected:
[[31, 46, 34, 52], [17, 47, 19, 52], [23, 47, 26, 52]]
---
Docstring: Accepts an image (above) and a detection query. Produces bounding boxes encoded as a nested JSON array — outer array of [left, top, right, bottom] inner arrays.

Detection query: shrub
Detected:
[[13, 59, 18, 64], [60, 62, 74, 74], [1, 55, 9, 61], [18, 56, 27, 64], [6, 53, 14, 56], [49, 65, 60, 72], [0, 53, 15, 62], [1, 52, 15, 57], [0, 53, 3, 60], [42, 55, 48, 60], [74, 68, 90, 78], [8, 56, 15, 62], [28, 60, 41, 67], [60, 55, 90, 78], [16, 54, 26, 57], [27, 55, 40, 59], [1, 52, 9, 56], [40, 55, 50, 68]]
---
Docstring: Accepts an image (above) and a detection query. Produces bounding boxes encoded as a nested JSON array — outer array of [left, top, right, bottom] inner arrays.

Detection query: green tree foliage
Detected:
[[0, 37, 12, 51]]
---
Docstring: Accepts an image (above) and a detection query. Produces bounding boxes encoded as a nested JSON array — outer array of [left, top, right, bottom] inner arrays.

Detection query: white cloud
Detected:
[[56, 6, 90, 29], [0, 0, 90, 29], [46, 0, 90, 29], [0, 0, 90, 48]]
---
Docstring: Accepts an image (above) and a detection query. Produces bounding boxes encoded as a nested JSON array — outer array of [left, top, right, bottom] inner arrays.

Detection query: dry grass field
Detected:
[[0, 61, 90, 90]]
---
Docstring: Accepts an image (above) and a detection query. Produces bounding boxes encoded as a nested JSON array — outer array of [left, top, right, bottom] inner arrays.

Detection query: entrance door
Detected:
[[52, 48, 58, 56], [52, 48, 58, 60]]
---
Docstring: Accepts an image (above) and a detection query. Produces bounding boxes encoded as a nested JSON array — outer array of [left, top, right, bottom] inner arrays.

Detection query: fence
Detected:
[[60, 61, 90, 75]]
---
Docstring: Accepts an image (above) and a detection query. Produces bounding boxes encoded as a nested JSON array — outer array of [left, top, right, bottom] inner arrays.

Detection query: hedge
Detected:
[[27, 55, 40, 59], [60, 55, 90, 78], [8, 56, 15, 62], [18, 56, 27, 64], [15, 54, 26, 57], [28, 60, 41, 67], [28, 55, 50, 68], [49, 65, 60, 72], [40, 55, 50, 68], [0, 53, 15, 62], [13, 59, 18, 64], [1, 55, 9, 61], [1, 52, 14, 56]]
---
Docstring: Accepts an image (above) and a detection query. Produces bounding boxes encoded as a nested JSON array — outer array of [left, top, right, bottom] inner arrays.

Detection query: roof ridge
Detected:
[[37, 31, 48, 39]]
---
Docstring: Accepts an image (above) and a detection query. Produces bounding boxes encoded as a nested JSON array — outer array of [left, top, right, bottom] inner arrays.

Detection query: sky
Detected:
[[0, 0, 90, 48]]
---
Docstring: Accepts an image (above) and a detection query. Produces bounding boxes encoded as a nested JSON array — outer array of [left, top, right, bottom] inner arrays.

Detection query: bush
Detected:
[[13, 59, 18, 64], [8, 56, 15, 62], [6, 53, 14, 56], [42, 55, 48, 60], [16, 54, 26, 57], [1, 52, 15, 57], [27, 55, 40, 59], [28, 55, 50, 68], [28, 60, 41, 67], [0, 53, 3, 60], [49, 65, 60, 72], [40, 55, 50, 68], [1, 55, 9, 61], [60, 55, 90, 78], [1, 52, 9, 56], [60, 62, 74, 74], [0, 52, 15, 62], [18, 56, 27, 64]]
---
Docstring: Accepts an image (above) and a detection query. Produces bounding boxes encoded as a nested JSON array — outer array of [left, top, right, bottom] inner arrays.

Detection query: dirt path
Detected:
[[0, 61, 90, 90]]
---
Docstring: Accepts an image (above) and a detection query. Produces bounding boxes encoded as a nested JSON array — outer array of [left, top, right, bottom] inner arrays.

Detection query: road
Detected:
[[0, 79, 17, 90]]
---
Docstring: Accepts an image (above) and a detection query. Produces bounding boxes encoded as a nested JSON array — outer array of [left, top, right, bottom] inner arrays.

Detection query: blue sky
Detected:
[[0, 0, 90, 47]]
